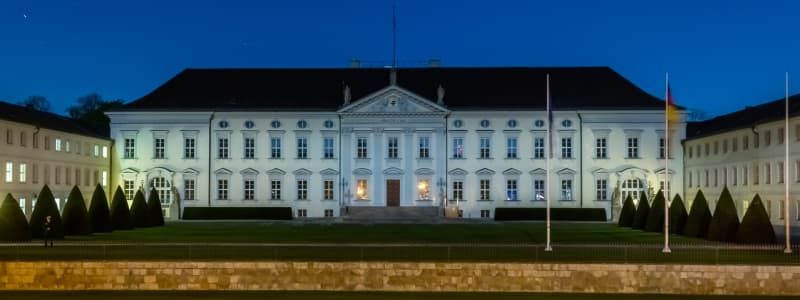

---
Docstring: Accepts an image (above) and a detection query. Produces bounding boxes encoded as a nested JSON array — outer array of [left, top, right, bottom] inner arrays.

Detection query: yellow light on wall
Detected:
[[418, 179, 430, 200], [356, 179, 367, 200]]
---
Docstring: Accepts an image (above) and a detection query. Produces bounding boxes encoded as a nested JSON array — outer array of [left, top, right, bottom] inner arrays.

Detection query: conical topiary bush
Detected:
[[736, 194, 777, 244], [669, 194, 689, 234], [644, 190, 666, 232], [631, 192, 650, 230], [683, 190, 712, 238], [618, 195, 636, 227], [62, 186, 92, 235], [29, 185, 63, 239], [130, 189, 151, 228], [109, 186, 133, 230], [0, 194, 31, 241], [707, 186, 740, 242], [88, 184, 112, 233], [147, 188, 165, 227]]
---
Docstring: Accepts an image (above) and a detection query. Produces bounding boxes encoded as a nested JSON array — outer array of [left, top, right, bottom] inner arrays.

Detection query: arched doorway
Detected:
[[151, 176, 172, 206], [621, 178, 644, 205]]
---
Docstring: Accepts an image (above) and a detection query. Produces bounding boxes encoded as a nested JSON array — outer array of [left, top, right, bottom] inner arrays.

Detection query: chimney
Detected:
[[343, 85, 351, 105], [437, 85, 445, 105], [428, 59, 441, 68], [349, 59, 361, 68]]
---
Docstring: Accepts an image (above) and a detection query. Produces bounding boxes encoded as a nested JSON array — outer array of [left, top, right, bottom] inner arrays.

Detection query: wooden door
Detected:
[[386, 180, 400, 207]]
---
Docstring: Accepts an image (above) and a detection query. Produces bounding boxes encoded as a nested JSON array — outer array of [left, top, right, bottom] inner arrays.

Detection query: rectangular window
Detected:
[[75, 169, 80, 187], [218, 137, 229, 159], [754, 133, 760, 148], [356, 179, 368, 200], [5, 162, 13, 183], [124, 138, 136, 159], [479, 137, 491, 159], [101, 171, 107, 187], [324, 209, 334, 218], [561, 137, 572, 159], [713, 141, 719, 155], [480, 209, 491, 218], [452, 137, 464, 159], [452, 181, 463, 201], [595, 138, 607, 159], [714, 169, 719, 187], [323, 137, 335, 159], [479, 179, 491, 200], [244, 137, 256, 159], [271, 180, 282, 200], [44, 136, 51, 150], [743, 165, 749, 185], [65, 141, 70, 153], [506, 180, 518, 201], [184, 179, 195, 200], [753, 164, 760, 185], [732, 167, 738, 186], [54, 166, 61, 185], [732, 138, 738, 152], [66, 167, 72, 185], [779, 162, 786, 184], [244, 180, 255, 200], [506, 137, 517, 159], [217, 179, 229, 200], [6, 129, 12, 144], [19, 131, 26, 147], [388, 137, 399, 159], [184, 138, 196, 159], [270, 137, 281, 159], [627, 138, 639, 158], [534, 137, 545, 159], [356, 137, 368, 159], [32, 164, 38, 184], [32, 132, 39, 148], [688, 171, 693, 188], [297, 209, 307, 218], [55, 138, 62, 152], [419, 137, 430, 158], [418, 179, 430, 200], [705, 143, 710, 156], [297, 138, 308, 159], [534, 180, 545, 201], [297, 180, 308, 200], [596, 179, 607, 200], [659, 138, 666, 159], [154, 138, 165, 159], [323, 180, 334, 200], [765, 163, 772, 184], [19, 163, 26, 183], [561, 180, 573, 201], [743, 135, 749, 150], [723, 139, 729, 153], [765, 130, 772, 146]]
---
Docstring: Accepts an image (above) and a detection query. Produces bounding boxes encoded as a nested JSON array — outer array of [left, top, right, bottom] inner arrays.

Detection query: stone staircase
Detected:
[[344, 206, 441, 222]]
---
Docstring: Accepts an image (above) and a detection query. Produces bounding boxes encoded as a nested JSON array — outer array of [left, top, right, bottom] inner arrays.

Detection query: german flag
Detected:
[[666, 84, 680, 131]]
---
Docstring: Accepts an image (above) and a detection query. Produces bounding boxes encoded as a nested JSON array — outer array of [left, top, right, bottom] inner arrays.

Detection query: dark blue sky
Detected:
[[1, 0, 798, 117]]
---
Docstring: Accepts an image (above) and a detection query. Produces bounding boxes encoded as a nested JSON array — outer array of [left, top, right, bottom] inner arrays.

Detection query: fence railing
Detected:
[[2, 242, 800, 265]]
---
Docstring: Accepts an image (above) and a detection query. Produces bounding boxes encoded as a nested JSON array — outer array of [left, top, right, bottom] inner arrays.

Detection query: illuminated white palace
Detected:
[[106, 66, 684, 219]]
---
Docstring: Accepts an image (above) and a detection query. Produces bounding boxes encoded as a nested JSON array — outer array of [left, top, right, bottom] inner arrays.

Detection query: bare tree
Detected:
[[19, 96, 51, 112]]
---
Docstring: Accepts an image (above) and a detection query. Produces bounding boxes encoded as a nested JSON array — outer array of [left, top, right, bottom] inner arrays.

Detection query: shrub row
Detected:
[[182, 207, 293, 220]]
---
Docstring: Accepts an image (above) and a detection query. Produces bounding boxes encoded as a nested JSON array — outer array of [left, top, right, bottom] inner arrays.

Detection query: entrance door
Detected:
[[386, 180, 400, 207]]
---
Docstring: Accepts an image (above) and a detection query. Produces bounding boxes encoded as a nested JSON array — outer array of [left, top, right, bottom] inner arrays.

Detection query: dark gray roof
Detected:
[[686, 94, 800, 140], [120, 67, 668, 112], [0, 101, 109, 140]]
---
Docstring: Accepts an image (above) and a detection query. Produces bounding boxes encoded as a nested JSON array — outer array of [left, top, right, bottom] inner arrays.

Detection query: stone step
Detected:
[[345, 206, 441, 220]]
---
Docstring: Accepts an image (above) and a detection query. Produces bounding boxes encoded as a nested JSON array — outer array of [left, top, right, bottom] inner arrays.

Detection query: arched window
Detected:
[[621, 178, 644, 205], [151, 177, 172, 205]]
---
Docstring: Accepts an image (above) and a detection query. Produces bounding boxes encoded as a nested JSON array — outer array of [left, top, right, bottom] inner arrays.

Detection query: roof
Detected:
[[120, 67, 668, 112], [0, 101, 109, 140], [686, 94, 800, 140]]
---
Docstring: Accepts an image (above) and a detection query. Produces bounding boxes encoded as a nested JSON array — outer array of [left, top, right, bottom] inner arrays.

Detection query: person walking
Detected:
[[43, 215, 54, 247]]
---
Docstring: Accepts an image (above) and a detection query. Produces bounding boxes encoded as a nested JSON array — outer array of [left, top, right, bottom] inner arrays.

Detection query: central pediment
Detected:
[[338, 86, 449, 115]]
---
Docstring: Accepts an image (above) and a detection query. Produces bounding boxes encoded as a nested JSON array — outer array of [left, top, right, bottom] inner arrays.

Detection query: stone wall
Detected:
[[1, 261, 799, 295]]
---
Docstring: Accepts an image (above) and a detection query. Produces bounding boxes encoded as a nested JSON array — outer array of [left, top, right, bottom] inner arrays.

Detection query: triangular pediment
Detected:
[[338, 86, 449, 114]]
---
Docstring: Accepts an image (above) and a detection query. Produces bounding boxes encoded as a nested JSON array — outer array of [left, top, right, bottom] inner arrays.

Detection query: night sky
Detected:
[[1, 0, 799, 118]]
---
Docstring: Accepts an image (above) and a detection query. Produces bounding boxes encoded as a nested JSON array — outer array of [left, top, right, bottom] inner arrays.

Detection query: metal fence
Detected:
[[2, 242, 800, 265]]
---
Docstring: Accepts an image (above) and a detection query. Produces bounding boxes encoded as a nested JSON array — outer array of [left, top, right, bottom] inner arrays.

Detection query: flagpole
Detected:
[[545, 74, 552, 252], [785, 72, 792, 254], [663, 73, 671, 254]]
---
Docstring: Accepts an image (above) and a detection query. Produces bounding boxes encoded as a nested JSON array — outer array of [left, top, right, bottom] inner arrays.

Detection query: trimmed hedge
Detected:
[[29, 185, 63, 239], [61, 186, 92, 236], [109, 186, 133, 230], [669, 194, 689, 234], [631, 192, 650, 230], [617, 195, 636, 227], [0, 194, 31, 241], [644, 190, 666, 232], [147, 188, 165, 227], [683, 190, 712, 238], [183, 207, 293, 220], [130, 189, 151, 228], [707, 186, 740, 242], [493, 208, 607, 221], [736, 194, 777, 244], [88, 184, 112, 233]]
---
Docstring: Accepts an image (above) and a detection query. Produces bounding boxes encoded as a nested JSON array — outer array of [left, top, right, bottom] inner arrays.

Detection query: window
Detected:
[[152, 176, 171, 205], [297, 120, 308, 129], [244, 120, 255, 129], [419, 137, 430, 158], [562, 120, 573, 128], [217, 179, 229, 200], [596, 179, 608, 201], [743, 165, 749, 185], [18, 163, 26, 183], [296, 138, 308, 159], [713, 141, 719, 155], [479, 137, 491, 159], [323, 180, 334, 200], [595, 138, 607, 159], [44, 136, 50, 150], [101, 171, 107, 187], [704, 169, 709, 187], [659, 138, 666, 159], [356, 179, 368, 200], [561, 180, 573, 201], [561, 137, 572, 159], [19, 131, 26, 147], [779, 162, 785, 184], [688, 171, 693, 188], [19, 198, 25, 214], [753, 164, 760, 185], [418, 179, 430, 200], [723, 139, 729, 153], [74, 169, 80, 187], [323, 137, 335, 159], [55, 138, 62, 151], [453, 119, 463, 128], [452, 181, 463, 201], [184, 179, 195, 200], [480, 119, 490, 128], [743, 135, 749, 150], [270, 137, 281, 159], [270, 120, 281, 129], [297, 209, 307, 218], [324, 120, 334, 129], [297, 180, 308, 200], [627, 138, 639, 158], [244, 180, 255, 200], [621, 179, 643, 204], [154, 138, 165, 159], [5, 129, 11, 144], [55, 166, 62, 185], [123, 180, 135, 201], [780, 201, 786, 220], [506, 180, 518, 201], [124, 138, 136, 159], [659, 181, 671, 195], [506, 138, 517, 159], [534, 180, 545, 201], [244, 137, 256, 159], [65, 141, 70, 153], [184, 138, 196, 159], [324, 209, 334, 217], [356, 137, 368, 159], [765, 130, 772, 146], [479, 180, 491, 200], [218, 137, 229, 159], [534, 137, 545, 159], [32, 164, 38, 184], [218, 120, 229, 128], [765, 163, 772, 184], [732, 138, 738, 152], [452, 137, 464, 159], [102, 146, 108, 158], [507, 119, 517, 128], [271, 180, 282, 200], [754, 133, 760, 148], [5, 161, 13, 183], [714, 169, 719, 187], [388, 137, 399, 159], [704, 143, 710, 156], [32, 132, 38, 148], [732, 167, 738, 186], [480, 209, 491, 218]]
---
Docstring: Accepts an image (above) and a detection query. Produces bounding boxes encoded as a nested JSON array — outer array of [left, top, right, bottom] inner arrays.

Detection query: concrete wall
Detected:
[[1, 261, 798, 295]]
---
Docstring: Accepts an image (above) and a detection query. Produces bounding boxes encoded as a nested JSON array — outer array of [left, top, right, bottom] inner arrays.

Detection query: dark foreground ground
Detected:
[[2, 291, 795, 300]]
